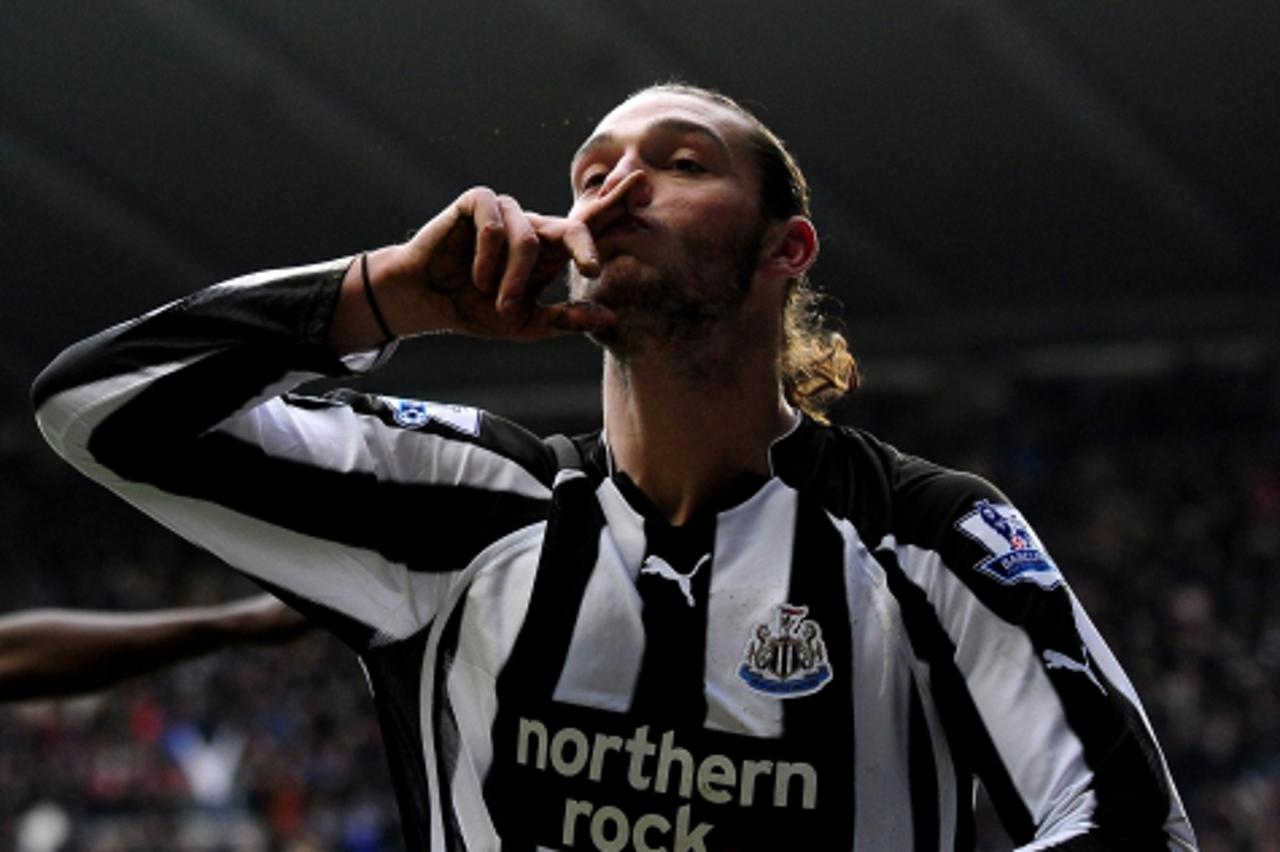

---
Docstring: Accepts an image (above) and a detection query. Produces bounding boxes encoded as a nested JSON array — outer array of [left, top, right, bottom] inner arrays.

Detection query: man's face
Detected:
[[566, 91, 768, 353]]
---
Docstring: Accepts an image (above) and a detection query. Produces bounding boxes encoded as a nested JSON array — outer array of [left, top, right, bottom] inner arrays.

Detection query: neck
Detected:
[[602, 321, 795, 526]]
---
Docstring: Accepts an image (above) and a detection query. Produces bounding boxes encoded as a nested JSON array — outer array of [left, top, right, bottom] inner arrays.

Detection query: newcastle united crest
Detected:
[[738, 603, 832, 697]]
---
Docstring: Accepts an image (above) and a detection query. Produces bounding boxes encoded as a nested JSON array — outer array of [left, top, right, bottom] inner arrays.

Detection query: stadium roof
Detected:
[[3, 0, 1277, 426]]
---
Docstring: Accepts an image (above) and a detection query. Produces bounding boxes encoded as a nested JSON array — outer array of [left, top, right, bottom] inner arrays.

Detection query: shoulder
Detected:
[[800, 422, 1069, 613], [866, 434, 1066, 595], [773, 417, 990, 536], [781, 419, 1052, 570], [296, 389, 597, 489]]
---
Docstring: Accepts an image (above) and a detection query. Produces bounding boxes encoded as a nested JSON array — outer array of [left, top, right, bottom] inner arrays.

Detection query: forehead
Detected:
[[595, 91, 752, 139], [573, 91, 756, 167]]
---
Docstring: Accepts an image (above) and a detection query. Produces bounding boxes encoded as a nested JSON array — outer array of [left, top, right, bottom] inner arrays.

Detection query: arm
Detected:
[[0, 594, 308, 701], [883, 468, 1195, 850], [31, 180, 634, 649]]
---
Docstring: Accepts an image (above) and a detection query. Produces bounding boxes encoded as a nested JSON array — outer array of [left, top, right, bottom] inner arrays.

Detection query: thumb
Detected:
[[521, 299, 617, 340]]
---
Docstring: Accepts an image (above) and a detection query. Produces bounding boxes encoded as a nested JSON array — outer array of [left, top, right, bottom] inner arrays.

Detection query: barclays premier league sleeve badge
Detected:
[[955, 499, 1064, 589], [381, 396, 481, 436], [737, 603, 833, 697]]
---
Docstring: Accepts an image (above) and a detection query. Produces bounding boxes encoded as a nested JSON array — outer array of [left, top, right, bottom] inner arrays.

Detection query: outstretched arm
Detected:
[[0, 594, 308, 701]]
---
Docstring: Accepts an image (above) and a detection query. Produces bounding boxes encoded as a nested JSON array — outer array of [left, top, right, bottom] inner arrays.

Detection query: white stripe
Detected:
[[113, 480, 447, 640], [418, 523, 549, 851], [869, 569, 963, 852], [444, 525, 547, 851], [208, 256, 350, 292], [893, 539, 1097, 839], [915, 665, 960, 847], [552, 479, 646, 711], [594, 477, 649, 575], [215, 398, 551, 500], [704, 480, 798, 737], [824, 516, 920, 850]]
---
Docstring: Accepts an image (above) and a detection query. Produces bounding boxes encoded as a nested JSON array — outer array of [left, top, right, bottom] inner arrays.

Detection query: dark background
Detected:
[[2, 2, 1277, 849]]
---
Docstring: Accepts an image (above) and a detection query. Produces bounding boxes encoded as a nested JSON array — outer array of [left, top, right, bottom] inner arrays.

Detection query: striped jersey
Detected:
[[33, 259, 1196, 851]]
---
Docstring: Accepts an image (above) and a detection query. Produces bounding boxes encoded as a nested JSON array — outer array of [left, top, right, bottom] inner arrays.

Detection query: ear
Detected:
[[761, 216, 819, 279]]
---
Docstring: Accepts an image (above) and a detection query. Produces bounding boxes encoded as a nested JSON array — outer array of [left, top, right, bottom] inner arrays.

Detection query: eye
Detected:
[[579, 170, 606, 193], [670, 157, 705, 174]]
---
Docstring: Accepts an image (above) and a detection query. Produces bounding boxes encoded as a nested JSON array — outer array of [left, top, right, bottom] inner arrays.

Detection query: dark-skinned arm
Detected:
[[0, 594, 309, 701]]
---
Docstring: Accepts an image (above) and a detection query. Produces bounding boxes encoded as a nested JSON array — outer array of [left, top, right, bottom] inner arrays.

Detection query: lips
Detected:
[[593, 212, 653, 243]]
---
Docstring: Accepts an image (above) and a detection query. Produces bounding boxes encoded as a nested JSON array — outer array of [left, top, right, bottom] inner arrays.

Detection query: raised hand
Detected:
[[329, 173, 643, 352]]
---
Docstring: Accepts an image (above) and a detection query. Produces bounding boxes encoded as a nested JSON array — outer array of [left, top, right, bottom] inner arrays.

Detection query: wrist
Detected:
[[328, 246, 417, 353], [361, 252, 396, 343], [374, 243, 458, 336]]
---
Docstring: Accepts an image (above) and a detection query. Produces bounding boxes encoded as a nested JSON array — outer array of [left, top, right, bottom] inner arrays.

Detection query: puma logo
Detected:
[[639, 553, 711, 608], [1042, 646, 1106, 694]]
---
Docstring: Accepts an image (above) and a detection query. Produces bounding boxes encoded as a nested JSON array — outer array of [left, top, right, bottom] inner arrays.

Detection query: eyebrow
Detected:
[[571, 116, 734, 174]]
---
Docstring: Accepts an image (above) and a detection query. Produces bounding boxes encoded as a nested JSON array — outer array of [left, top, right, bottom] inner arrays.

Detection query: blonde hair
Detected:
[[635, 83, 860, 420], [782, 282, 860, 423]]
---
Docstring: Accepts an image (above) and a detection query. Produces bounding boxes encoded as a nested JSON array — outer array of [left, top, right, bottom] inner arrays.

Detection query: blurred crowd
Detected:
[[1, 358, 1276, 850], [0, 427, 399, 850]]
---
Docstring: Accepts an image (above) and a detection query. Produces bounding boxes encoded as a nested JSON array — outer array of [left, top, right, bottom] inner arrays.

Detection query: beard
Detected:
[[570, 220, 766, 360]]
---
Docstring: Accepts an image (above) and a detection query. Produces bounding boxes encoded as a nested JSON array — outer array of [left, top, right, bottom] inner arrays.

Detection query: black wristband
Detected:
[[361, 252, 395, 343]]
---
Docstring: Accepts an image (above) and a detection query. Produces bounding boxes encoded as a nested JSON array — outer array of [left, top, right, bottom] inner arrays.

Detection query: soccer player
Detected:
[[33, 84, 1195, 849]]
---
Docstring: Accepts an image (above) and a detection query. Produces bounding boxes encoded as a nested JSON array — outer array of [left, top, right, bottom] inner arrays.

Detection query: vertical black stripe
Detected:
[[1029, 602, 1173, 843], [908, 679, 940, 852], [483, 475, 606, 849], [953, 771, 976, 852], [629, 517, 715, 727], [493, 478, 604, 700], [249, 577, 379, 652], [359, 625, 436, 852], [784, 494, 856, 848], [877, 546, 1037, 843], [433, 593, 472, 851]]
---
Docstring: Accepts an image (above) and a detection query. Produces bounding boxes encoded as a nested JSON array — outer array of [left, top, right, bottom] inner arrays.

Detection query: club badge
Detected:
[[737, 603, 832, 697]]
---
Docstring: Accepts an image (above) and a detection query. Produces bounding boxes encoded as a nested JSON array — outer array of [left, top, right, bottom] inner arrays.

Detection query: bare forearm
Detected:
[[0, 595, 306, 701]]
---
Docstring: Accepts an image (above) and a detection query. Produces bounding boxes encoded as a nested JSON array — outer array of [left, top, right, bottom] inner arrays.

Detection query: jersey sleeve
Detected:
[[32, 259, 555, 650], [881, 459, 1195, 850]]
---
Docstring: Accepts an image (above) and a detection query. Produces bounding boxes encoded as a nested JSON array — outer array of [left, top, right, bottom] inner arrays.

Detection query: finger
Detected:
[[557, 219, 601, 277], [574, 170, 647, 234], [522, 300, 618, 341], [526, 213, 599, 279], [455, 187, 505, 293], [494, 195, 542, 315]]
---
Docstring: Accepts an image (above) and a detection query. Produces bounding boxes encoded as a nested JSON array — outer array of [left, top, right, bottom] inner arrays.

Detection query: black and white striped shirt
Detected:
[[33, 259, 1196, 851]]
